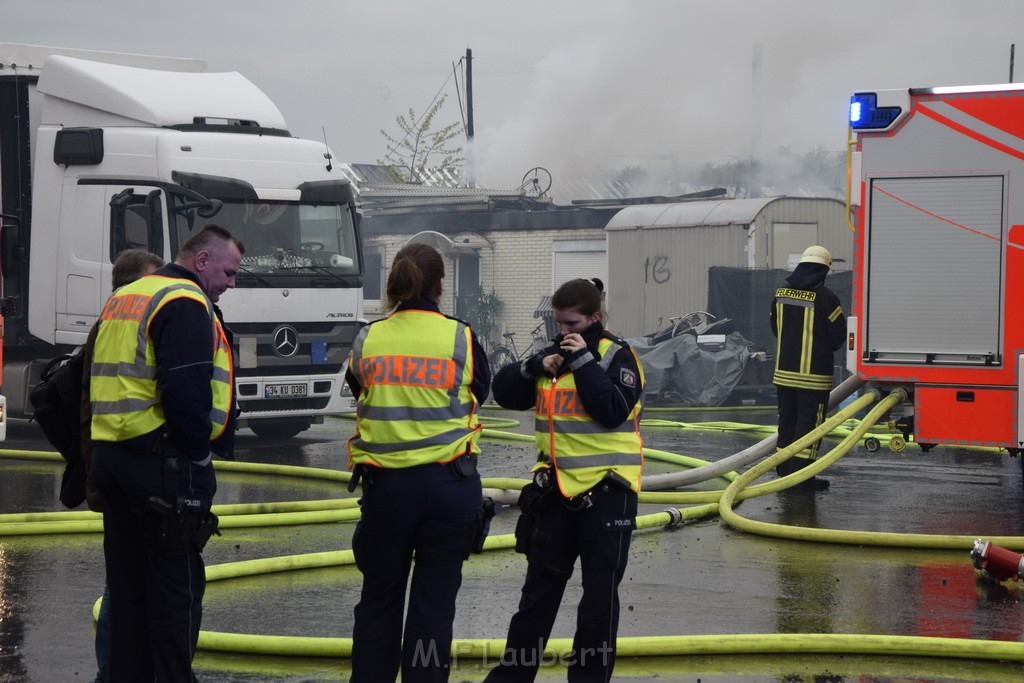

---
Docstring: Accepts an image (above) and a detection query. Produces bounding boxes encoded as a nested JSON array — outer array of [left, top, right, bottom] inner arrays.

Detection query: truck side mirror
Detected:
[[198, 199, 223, 218], [109, 188, 134, 207], [144, 190, 164, 257]]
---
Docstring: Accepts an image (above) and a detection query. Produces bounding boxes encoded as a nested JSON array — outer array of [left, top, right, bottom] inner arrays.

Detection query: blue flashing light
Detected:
[[849, 92, 902, 130], [850, 100, 863, 124]]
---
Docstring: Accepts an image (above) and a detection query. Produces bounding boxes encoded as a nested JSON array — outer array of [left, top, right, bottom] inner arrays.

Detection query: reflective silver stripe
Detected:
[[91, 361, 157, 380], [555, 452, 643, 469], [91, 396, 161, 415], [773, 369, 831, 381], [349, 324, 372, 385], [126, 283, 214, 366], [451, 321, 468, 396], [546, 418, 636, 435], [212, 366, 231, 383], [194, 453, 212, 467], [778, 297, 814, 309], [210, 408, 228, 425], [599, 343, 622, 371], [567, 350, 595, 372], [350, 426, 474, 455], [359, 401, 474, 421], [566, 342, 620, 373]]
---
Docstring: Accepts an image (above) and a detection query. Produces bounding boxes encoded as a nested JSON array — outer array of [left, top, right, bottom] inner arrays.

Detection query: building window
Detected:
[[455, 252, 480, 319], [552, 239, 607, 288]]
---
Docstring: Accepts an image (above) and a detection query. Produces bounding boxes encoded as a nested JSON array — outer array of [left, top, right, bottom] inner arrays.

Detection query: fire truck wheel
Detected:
[[864, 437, 880, 452], [918, 443, 935, 453], [889, 435, 906, 452], [1010, 449, 1024, 477]]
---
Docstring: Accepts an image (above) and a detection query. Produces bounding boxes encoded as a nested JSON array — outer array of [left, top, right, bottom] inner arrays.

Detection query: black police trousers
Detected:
[[350, 461, 481, 683], [91, 442, 215, 682], [485, 482, 638, 683]]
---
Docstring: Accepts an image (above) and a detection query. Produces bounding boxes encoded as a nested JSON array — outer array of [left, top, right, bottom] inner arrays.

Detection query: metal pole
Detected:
[[1011, 43, 1015, 83], [465, 48, 475, 188], [749, 43, 762, 200]]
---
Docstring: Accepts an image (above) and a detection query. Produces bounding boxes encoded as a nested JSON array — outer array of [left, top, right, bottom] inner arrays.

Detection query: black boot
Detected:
[[775, 458, 793, 479], [784, 458, 829, 490], [796, 476, 830, 490]]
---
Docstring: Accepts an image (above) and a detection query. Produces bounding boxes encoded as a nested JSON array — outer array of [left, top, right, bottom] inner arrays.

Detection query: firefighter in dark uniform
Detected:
[[770, 245, 846, 490], [485, 277, 644, 683], [90, 225, 242, 681], [346, 243, 490, 683]]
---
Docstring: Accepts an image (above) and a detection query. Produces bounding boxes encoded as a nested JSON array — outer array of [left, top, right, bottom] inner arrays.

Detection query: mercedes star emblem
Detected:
[[273, 325, 299, 358]]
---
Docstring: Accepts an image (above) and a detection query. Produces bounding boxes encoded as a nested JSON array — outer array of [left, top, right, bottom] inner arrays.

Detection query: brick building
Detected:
[[359, 190, 619, 352]]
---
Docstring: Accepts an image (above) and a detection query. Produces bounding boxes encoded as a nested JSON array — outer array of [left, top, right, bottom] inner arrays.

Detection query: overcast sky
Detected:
[[5, 1, 1023, 189]]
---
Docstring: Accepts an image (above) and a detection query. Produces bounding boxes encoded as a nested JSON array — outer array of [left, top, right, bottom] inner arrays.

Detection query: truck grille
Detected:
[[230, 320, 358, 377]]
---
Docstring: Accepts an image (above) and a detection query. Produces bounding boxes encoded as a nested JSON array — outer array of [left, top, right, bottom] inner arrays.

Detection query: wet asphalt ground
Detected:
[[1, 405, 1023, 682]]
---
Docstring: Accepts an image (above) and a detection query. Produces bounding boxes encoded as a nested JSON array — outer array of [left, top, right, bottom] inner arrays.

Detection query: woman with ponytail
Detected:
[[345, 243, 490, 682], [485, 277, 644, 682]]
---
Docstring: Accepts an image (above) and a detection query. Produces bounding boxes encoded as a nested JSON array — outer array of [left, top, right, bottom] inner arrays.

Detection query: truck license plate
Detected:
[[265, 383, 308, 398]]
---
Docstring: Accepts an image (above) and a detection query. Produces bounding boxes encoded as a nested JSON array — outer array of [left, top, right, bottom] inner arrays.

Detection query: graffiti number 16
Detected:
[[644, 255, 671, 284]]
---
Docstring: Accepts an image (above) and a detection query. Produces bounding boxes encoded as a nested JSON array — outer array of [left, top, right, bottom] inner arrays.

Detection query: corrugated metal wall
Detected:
[[607, 223, 746, 338], [608, 197, 850, 339], [748, 197, 850, 270]]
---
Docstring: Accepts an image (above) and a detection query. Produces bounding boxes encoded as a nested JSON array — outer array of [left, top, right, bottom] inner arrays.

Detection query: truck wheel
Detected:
[[1008, 449, 1024, 479], [889, 435, 906, 452], [250, 418, 311, 440], [864, 437, 880, 452]]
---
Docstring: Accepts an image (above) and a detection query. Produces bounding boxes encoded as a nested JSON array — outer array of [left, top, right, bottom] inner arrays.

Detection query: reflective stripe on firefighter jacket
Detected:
[[90, 275, 233, 442], [347, 309, 482, 469], [534, 337, 644, 498], [771, 286, 845, 391]]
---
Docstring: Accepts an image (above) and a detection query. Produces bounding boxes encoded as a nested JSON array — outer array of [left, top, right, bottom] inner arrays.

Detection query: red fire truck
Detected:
[[846, 83, 1024, 459]]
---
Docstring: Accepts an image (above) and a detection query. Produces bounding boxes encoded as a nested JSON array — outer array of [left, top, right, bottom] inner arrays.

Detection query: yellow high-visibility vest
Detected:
[[90, 275, 233, 442], [534, 337, 644, 497], [347, 309, 482, 469]]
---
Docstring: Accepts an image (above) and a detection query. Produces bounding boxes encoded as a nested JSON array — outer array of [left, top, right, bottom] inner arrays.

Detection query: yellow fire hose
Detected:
[[5, 394, 1024, 666]]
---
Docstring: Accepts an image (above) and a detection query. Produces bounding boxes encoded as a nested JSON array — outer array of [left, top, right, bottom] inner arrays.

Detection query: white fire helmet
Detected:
[[799, 245, 832, 268]]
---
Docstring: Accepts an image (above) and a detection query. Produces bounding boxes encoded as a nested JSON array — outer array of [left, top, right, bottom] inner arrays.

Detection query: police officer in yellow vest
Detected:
[[770, 245, 846, 490], [486, 278, 644, 683], [90, 225, 242, 682], [346, 243, 490, 683]]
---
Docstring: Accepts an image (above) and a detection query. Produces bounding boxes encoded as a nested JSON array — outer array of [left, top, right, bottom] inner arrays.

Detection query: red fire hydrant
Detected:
[[971, 539, 1024, 583]]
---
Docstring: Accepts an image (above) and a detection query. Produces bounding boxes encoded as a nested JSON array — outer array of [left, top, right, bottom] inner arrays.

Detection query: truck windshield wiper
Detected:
[[237, 266, 274, 287], [278, 264, 355, 285]]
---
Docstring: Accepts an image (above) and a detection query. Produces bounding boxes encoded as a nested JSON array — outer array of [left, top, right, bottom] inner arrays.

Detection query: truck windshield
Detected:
[[172, 198, 360, 282]]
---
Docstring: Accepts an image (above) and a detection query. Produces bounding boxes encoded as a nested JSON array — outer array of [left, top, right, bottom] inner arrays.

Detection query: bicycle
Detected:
[[488, 322, 547, 376], [649, 311, 723, 344]]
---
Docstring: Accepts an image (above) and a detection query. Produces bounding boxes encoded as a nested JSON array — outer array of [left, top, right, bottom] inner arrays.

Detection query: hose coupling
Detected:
[[663, 507, 683, 528], [971, 538, 1024, 583]]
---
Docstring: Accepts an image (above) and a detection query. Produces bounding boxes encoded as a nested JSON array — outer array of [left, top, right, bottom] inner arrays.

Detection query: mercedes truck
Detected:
[[0, 43, 363, 440]]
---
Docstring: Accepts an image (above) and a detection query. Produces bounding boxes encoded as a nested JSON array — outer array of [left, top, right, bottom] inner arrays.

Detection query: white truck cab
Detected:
[[0, 44, 364, 439]]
